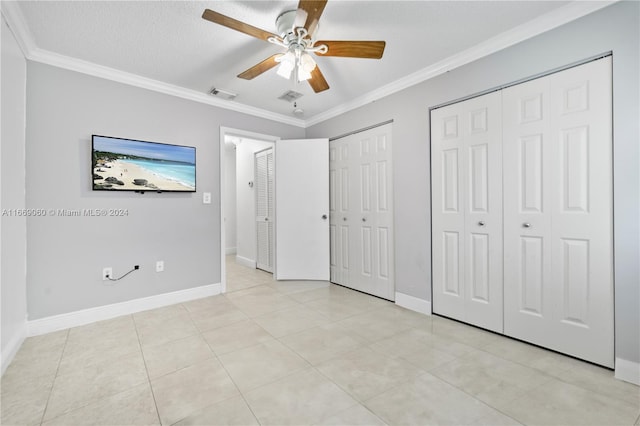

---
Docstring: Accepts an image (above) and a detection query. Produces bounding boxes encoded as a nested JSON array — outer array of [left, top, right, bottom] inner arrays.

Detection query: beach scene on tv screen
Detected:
[[92, 136, 196, 191]]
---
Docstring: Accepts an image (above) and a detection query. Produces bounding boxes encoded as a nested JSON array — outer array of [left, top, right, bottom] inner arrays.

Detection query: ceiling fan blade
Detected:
[[298, 0, 328, 35], [308, 65, 330, 93], [315, 41, 386, 59], [202, 9, 280, 42], [238, 54, 282, 80]]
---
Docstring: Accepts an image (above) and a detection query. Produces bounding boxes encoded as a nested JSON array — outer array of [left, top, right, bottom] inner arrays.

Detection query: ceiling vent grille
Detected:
[[278, 90, 303, 103], [208, 88, 237, 100]]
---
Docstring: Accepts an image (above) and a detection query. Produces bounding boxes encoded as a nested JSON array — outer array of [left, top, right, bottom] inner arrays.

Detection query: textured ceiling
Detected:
[[15, 1, 574, 121]]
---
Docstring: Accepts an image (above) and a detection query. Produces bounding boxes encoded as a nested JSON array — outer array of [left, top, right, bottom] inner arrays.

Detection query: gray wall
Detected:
[[307, 2, 640, 364], [25, 62, 303, 319], [1, 14, 28, 371]]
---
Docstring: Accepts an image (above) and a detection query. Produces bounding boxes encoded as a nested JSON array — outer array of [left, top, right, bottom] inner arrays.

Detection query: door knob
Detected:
[[322, 214, 328, 220], [478, 221, 485, 226], [362, 218, 367, 222], [264, 217, 268, 221], [523, 223, 531, 228], [343, 217, 347, 221]]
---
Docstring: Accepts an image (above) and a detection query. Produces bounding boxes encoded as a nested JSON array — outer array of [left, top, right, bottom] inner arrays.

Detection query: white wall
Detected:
[[307, 2, 640, 367], [224, 143, 237, 254], [24, 62, 304, 320], [235, 138, 273, 265], [1, 13, 28, 373]]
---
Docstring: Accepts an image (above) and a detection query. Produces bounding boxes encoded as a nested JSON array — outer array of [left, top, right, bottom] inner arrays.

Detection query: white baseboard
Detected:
[[395, 292, 432, 316], [1, 324, 27, 375], [615, 357, 640, 386], [26, 283, 221, 337], [225, 247, 237, 255], [235, 255, 256, 269]]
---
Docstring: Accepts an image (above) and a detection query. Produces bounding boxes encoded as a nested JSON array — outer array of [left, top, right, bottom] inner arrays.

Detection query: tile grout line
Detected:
[[132, 313, 163, 426], [37, 328, 70, 426], [198, 325, 263, 426]]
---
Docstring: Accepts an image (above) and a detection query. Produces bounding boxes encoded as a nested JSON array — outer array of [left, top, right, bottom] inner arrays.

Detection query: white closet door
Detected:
[[351, 124, 394, 300], [329, 140, 351, 286], [431, 91, 503, 332], [503, 57, 613, 367], [328, 124, 395, 300], [255, 148, 274, 272]]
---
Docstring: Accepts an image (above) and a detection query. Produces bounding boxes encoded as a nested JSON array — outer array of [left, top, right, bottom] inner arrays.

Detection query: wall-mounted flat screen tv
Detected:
[[92, 135, 196, 192]]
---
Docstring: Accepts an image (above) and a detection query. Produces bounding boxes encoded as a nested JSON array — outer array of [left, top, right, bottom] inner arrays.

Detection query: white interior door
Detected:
[[255, 148, 274, 272], [503, 57, 613, 367], [275, 138, 330, 280], [431, 91, 503, 332]]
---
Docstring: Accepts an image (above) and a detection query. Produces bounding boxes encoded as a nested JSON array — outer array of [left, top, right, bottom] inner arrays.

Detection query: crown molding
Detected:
[[29, 48, 307, 127], [0, 1, 305, 128], [0, 1, 37, 58], [304, 1, 616, 127], [2, 1, 615, 129]]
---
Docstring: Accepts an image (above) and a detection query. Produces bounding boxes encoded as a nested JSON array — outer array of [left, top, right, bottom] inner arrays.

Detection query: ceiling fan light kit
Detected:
[[201, 0, 386, 94]]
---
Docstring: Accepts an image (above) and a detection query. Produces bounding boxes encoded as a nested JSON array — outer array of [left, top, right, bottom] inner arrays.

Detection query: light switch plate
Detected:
[[203, 192, 211, 204]]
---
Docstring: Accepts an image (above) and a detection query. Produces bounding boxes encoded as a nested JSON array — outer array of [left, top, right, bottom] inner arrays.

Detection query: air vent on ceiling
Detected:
[[208, 87, 237, 100], [278, 90, 303, 103]]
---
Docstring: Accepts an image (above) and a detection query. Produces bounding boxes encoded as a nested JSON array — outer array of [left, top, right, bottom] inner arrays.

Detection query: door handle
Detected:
[[322, 214, 328, 220], [264, 217, 269, 221], [523, 223, 531, 228], [478, 221, 485, 226], [343, 217, 347, 221], [362, 218, 367, 222]]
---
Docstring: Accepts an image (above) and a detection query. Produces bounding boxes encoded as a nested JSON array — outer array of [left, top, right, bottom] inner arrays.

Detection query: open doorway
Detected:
[[220, 127, 279, 293]]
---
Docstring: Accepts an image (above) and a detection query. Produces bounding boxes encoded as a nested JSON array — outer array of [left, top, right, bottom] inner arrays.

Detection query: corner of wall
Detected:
[[395, 292, 432, 316], [1, 321, 26, 375], [614, 358, 640, 386]]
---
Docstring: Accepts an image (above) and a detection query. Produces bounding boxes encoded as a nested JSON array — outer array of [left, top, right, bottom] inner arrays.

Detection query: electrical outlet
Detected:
[[156, 261, 164, 272], [102, 267, 112, 281]]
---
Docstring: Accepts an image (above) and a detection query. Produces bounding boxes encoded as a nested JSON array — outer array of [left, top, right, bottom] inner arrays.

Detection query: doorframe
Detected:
[[219, 127, 280, 293]]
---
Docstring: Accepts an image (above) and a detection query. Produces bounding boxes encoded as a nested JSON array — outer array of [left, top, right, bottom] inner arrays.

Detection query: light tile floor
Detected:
[[2, 256, 639, 425]]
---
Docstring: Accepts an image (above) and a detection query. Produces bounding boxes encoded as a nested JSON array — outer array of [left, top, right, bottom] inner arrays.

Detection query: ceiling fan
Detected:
[[202, 0, 386, 93]]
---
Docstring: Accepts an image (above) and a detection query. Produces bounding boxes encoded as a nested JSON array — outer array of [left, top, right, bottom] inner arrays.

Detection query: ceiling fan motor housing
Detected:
[[276, 10, 300, 38]]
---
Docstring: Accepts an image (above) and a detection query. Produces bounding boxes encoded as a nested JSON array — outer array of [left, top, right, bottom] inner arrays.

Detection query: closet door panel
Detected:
[[432, 92, 502, 331], [432, 106, 467, 322], [463, 93, 503, 332], [329, 141, 351, 285], [504, 57, 613, 367], [548, 58, 613, 367], [351, 126, 395, 300], [255, 149, 274, 272], [503, 76, 553, 345]]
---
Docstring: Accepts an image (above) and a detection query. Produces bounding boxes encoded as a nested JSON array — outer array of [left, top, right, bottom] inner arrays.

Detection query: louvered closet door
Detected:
[[431, 91, 503, 333], [329, 140, 351, 286], [503, 57, 613, 367], [255, 148, 274, 272]]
